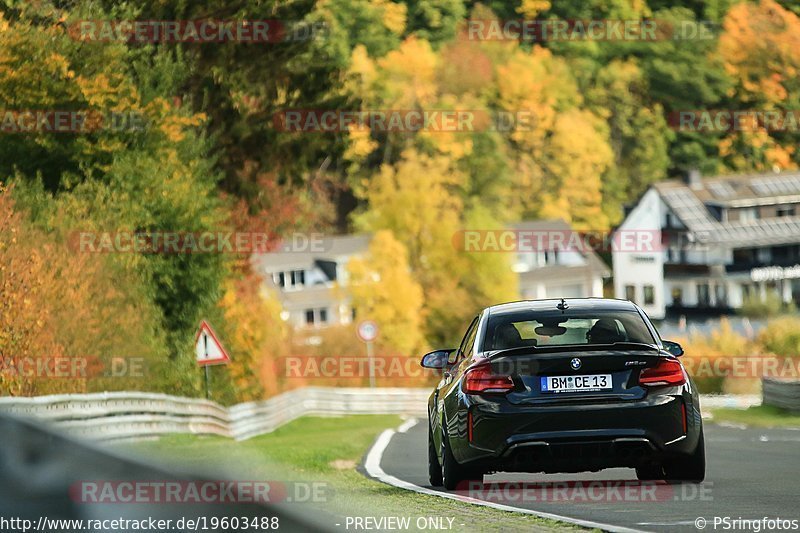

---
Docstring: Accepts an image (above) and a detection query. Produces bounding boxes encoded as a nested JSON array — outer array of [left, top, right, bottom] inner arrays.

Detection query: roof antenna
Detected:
[[557, 298, 569, 311]]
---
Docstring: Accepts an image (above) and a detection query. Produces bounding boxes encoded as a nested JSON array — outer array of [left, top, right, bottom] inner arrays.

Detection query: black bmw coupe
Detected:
[[422, 298, 705, 489]]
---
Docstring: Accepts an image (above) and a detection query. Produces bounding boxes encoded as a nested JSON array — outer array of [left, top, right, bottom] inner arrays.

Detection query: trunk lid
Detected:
[[485, 343, 666, 405]]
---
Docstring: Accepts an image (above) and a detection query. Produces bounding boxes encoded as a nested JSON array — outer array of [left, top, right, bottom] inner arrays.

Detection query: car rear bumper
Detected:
[[458, 392, 698, 472]]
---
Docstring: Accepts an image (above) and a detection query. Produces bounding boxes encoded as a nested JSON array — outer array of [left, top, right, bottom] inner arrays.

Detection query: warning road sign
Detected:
[[195, 320, 231, 366]]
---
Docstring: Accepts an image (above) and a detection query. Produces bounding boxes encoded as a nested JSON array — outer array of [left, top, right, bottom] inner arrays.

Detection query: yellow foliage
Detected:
[[218, 276, 289, 399], [354, 149, 464, 274], [719, 0, 800, 104], [380, 0, 407, 35], [347, 230, 425, 355], [0, 187, 165, 396], [344, 126, 379, 162], [377, 38, 439, 108], [517, 0, 551, 18], [539, 110, 613, 230]]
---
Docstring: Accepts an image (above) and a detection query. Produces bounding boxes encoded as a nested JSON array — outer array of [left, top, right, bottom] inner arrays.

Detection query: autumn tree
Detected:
[[353, 150, 515, 345], [718, 0, 800, 170], [347, 230, 425, 355]]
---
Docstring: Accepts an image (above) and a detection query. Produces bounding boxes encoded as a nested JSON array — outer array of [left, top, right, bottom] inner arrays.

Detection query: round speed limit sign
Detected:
[[357, 320, 379, 343]]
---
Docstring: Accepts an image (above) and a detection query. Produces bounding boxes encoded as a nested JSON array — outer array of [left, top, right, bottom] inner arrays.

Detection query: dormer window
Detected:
[[273, 269, 305, 289], [738, 208, 759, 223]]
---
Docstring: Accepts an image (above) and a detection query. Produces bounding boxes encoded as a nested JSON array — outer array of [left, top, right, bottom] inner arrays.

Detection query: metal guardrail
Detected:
[[0, 388, 763, 441], [762, 378, 800, 413], [701, 394, 760, 410], [0, 387, 430, 441]]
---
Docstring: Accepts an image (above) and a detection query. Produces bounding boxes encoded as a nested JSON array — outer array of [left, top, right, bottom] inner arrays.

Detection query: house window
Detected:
[[290, 270, 305, 287], [643, 285, 655, 305], [275, 269, 305, 289], [697, 284, 710, 306], [738, 208, 758, 222], [672, 287, 683, 306], [777, 206, 796, 218], [304, 308, 329, 326], [741, 283, 753, 300], [625, 285, 636, 302], [715, 284, 727, 307]]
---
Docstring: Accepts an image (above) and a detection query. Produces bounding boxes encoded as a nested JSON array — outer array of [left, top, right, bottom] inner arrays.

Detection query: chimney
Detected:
[[685, 168, 702, 190]]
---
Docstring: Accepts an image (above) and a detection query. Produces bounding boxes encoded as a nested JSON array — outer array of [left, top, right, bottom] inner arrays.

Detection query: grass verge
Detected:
[[710, 405, 800, 428], [119, 415, 586, 532]]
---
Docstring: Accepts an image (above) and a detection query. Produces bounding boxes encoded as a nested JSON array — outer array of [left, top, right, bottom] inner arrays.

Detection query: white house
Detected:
[[613, 170, 800, 319], [253, 219, 610, 331]]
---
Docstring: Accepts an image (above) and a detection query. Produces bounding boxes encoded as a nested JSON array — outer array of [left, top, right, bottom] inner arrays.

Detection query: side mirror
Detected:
[[662, 340, 684, 357], [420, 349, 455, 369]]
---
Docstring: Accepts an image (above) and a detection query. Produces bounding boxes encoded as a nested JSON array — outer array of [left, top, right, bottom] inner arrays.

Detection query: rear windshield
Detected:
[[482, 309, 656, 351]]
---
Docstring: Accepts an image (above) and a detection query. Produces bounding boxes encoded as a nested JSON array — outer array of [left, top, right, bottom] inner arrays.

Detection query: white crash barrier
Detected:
[[762, 378, 800, 413], [0, 387, 431, 441], [0, 388, 758, 441]]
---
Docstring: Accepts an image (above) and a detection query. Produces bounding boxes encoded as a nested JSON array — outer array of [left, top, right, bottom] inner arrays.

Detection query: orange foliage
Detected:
[[1, 187, 164, 396]]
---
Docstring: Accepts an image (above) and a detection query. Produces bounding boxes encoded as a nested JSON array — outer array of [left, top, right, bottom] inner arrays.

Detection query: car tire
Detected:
[[441, 428, 467, 490], [664, 430, 706, 483], [635, 464, 664, 481], [428, 423, 443, 486]]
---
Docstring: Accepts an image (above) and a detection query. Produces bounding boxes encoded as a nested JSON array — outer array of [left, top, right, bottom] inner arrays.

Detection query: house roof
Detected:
[[513, 219, 611, 278], [252, 219, 610, 290], [251, 234, 371, 271], [654, 171, 800, 247]]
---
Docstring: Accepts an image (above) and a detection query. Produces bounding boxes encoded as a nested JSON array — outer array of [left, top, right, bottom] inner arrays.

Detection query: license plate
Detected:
[[540, 374, 612, 393]]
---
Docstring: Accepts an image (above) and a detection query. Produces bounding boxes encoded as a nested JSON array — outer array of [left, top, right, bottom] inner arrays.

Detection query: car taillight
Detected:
[[639, 358, 686, 386], [463, 364, 515, 394]]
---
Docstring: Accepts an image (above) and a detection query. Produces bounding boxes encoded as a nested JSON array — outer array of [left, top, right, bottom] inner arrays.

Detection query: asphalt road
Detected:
[[374, 420, 800, 532]]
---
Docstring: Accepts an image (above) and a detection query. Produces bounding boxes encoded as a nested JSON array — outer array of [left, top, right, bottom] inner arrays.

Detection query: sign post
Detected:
[[194, 320, 231, 399], [356, 320, 379, 388]]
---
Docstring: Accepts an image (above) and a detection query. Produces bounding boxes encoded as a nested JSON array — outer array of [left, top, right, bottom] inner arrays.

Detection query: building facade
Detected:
[[254, 220, 610, 331], [251, 234, 370, 330], [512, 220, 609, 300], [613, 170, 800, 319]]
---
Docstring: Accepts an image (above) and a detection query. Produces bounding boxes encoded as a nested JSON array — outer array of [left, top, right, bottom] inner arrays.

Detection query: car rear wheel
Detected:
[[664, 430, 706, 483], [428, 423, 443, 486], [441, 428, 462, 490], [440, 428, 481, 490]]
